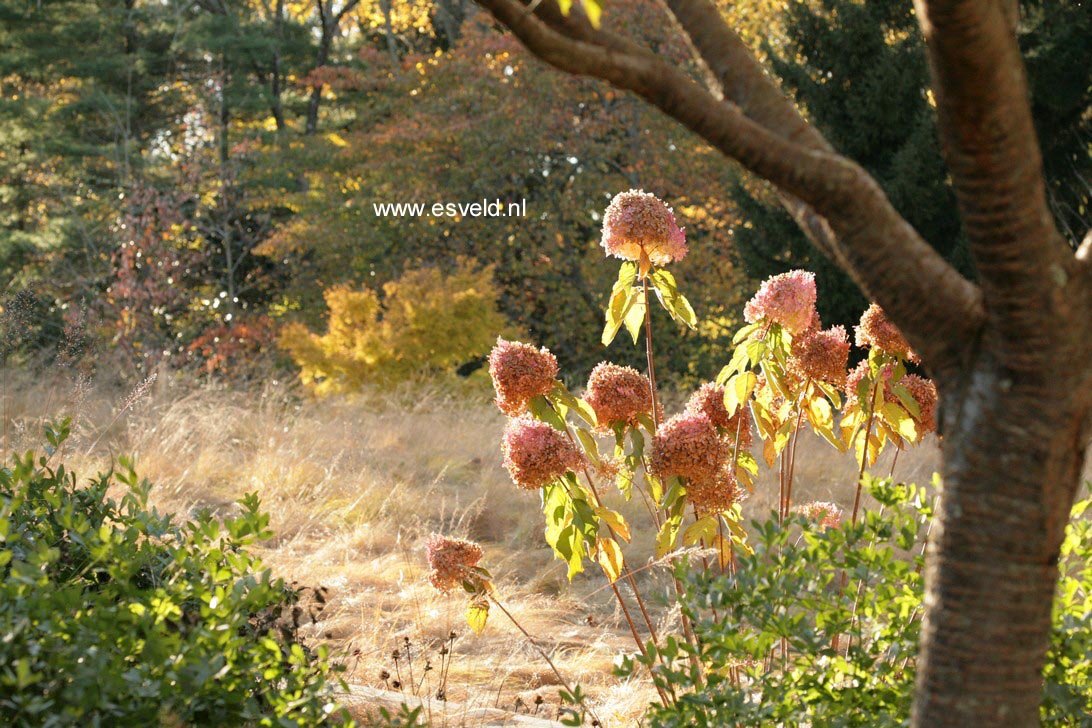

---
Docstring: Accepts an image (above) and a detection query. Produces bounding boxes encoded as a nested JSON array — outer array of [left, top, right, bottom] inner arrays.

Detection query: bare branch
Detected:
[[914, 0, 1069, 349], [475, 0, 984, 372]]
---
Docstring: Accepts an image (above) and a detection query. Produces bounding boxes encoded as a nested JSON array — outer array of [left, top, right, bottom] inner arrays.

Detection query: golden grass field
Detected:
[[0, 367, 999, 726]]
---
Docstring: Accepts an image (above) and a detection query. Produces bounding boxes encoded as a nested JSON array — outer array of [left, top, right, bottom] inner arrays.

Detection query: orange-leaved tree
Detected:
[[468, 0, 1091, 725]]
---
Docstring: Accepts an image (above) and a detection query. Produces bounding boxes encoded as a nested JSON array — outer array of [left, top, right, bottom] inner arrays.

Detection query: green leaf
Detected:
[[723, 370, 757, 417], [529, 395, 567, 432], [655, 513, 683, 558], [891, 384, 921, 421], [575, 427, 600, 464], [602, 286, 638, 346], [650, 269, 697, 329], [551, 382, 598, 427], [624, 286, 647, 344]]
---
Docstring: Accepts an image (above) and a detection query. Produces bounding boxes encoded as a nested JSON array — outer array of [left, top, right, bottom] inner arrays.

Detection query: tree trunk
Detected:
[[915, 347, 1088, 725], [380, 0, 399, 63], [305, 30, 329, 135], [306, 1, 332, 135], [270, 0, 286, 131]]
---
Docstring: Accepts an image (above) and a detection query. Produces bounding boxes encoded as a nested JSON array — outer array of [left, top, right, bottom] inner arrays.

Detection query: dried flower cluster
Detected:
[[685, 382, 753, 451], [584, 362, 657, 429], [855, 304, 918, 362], [903, 374, 938, 434], [794, 501, 843, 529], [600, 189, 688, 265], [488, 338, 558, 416], [649, 411, 725, 486], [687, 471, 743, 517], [425, 533, 484, 593], [502, 415, 584, 490], [790, 325, 850, 388], [743, 270, 818, 335]]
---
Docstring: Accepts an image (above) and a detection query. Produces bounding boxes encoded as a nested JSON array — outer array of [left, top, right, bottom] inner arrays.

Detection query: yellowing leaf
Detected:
[[595, 537, 624, 583], [683, 515, 718, 545], [326, 132, 349, 147], [594, 506, 631, 542], [466, 599, 489, 635], [581, 0, 603, 28]]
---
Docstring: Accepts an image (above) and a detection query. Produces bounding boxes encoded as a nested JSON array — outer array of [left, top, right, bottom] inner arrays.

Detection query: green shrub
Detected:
[[624, 477, 1092, 727], [0, 421, 351, 726]]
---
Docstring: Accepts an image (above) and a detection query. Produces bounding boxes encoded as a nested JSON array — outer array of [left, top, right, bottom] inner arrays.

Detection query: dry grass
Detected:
[[6, 366, 1062, 726]]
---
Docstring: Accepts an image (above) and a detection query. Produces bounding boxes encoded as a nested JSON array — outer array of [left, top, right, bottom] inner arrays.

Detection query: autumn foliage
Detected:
[[279, 259, 512, 394]]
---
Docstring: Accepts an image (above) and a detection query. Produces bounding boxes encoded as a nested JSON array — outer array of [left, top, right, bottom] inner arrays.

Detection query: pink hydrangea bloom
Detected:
[[425, 533, 484, 593], [790, 325, 850, 388], [687, 469, 743, 517], [488, 338, 558, 416], [794, 501, 843, 529], [649, 411, 726, 486], [685, 382, 753, 451], [902, 374, 938, 434], [600, 190, 688, 265], [584, 362, 657, 430], [855, 304, 918, 362], [743, 270, 818, 335], [502, 415, 584, 490]]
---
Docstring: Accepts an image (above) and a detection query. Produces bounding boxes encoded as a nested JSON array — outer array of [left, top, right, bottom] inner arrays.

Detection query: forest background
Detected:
[[2, 0, 1085, 384]]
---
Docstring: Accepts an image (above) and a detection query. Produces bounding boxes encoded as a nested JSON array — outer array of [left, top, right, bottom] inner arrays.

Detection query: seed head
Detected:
[[600, 189, 688, 265], [502, 415, 584, 490], [743, 270, 818, 335], [488, 338, 558, 416]]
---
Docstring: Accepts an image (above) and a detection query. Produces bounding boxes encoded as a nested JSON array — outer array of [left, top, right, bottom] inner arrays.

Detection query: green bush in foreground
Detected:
[[626, 477, 1092, 727], [0, 421, 351, 726]]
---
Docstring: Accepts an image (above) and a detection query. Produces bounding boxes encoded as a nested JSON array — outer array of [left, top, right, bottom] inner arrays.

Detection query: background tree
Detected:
[[469, 0, 1092, 724], [728, 0, 1090, 327]]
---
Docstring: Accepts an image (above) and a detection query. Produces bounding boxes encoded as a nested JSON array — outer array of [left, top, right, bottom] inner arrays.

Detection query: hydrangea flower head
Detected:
[[855, 304, 918, 362], [425, 533, 484, 593], [743, 270, 818, 335], [794, 501, 843, 529], [502, 415, 584, 490], [600, 190, 688, 265], [902, 374, 938, 434], [687, 470, 743, 517], [488, 338, 558, 416], [685, 382, 752, 451], [649, 411, 725, 486], [790, 325, 850, 388], [584, 362, 657, 430]]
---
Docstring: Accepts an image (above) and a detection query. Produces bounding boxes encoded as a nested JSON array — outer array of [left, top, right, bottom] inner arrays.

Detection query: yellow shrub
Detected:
[[279, 260, 514, 395]]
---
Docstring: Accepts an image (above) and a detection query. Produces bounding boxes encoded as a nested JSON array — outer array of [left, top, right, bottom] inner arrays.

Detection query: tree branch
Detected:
[[913, 0, 1070, 350], [475, 0, 984, 373]]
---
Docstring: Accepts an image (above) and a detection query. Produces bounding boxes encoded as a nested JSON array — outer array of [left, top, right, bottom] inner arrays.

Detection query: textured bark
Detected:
[[471, 0, 1092, 724]]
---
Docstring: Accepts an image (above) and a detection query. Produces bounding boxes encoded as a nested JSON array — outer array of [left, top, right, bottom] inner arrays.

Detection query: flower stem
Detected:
[[487, 593, 603, 724], [642, 277, 661, 431]]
